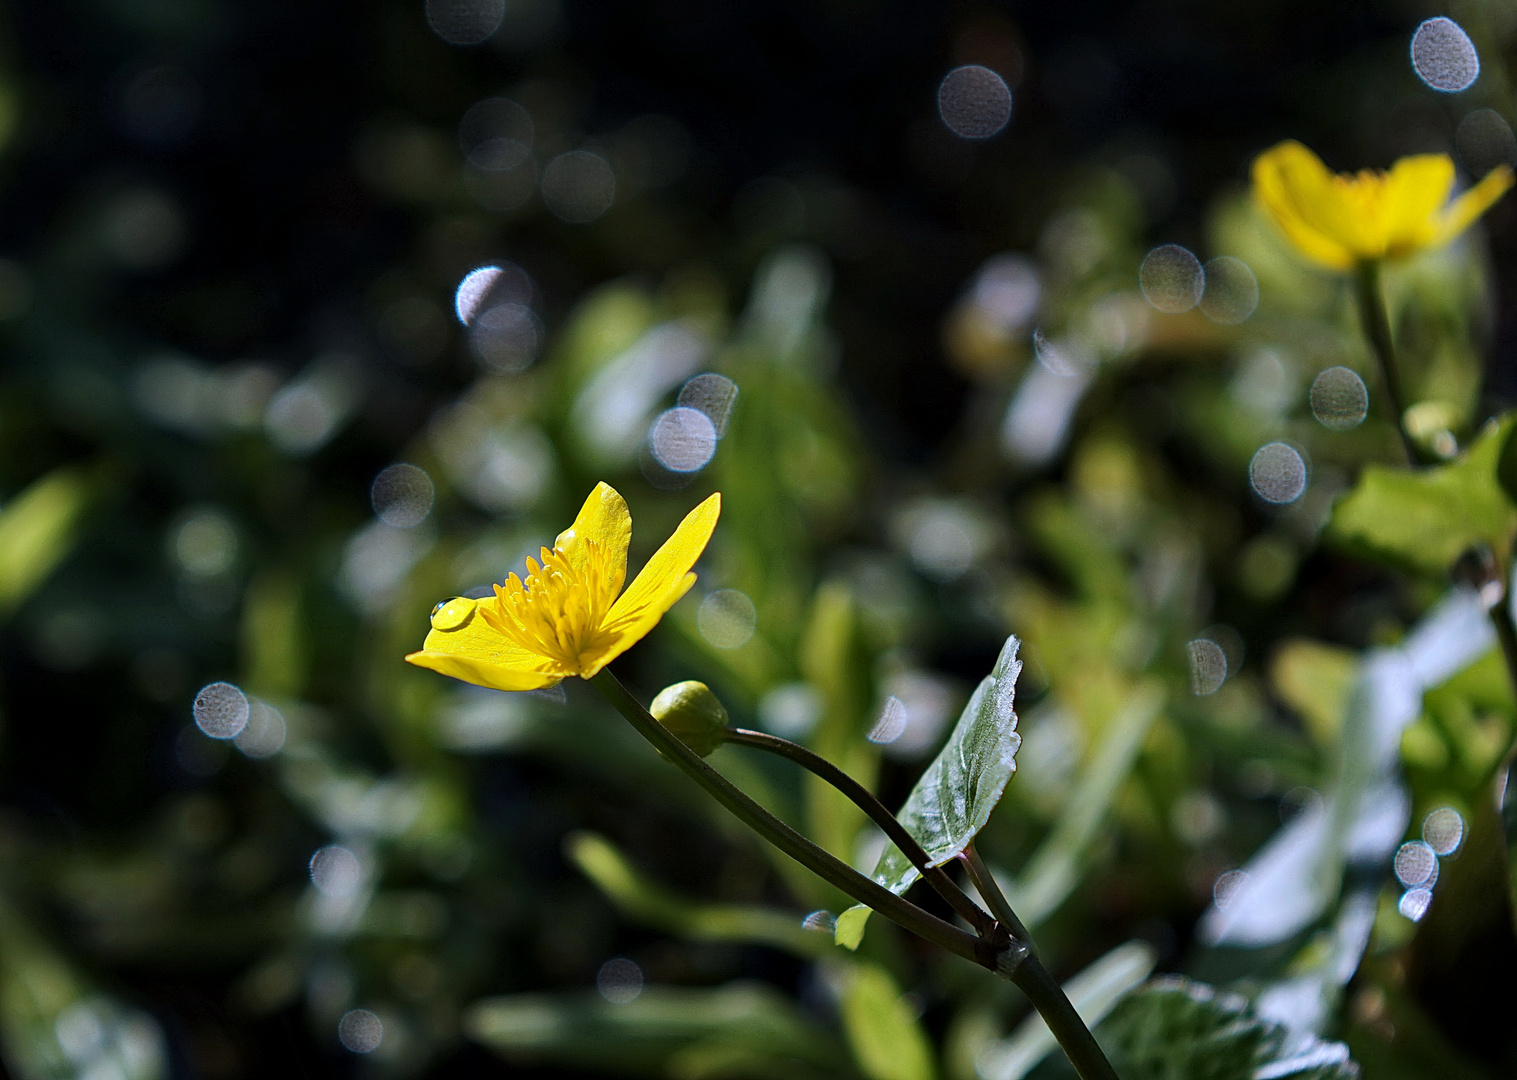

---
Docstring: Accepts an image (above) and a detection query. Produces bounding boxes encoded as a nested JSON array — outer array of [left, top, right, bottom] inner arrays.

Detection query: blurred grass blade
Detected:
[[977, 940, 1156, 1080], [1007, 681, 1165, 928], [240, 571, 306, 698], [566, 831, 826, 957], [464, 983, 845, 1078], [800, 582, 877, 862], [0, 468, 91, 617], [839, 961, 937, 1080]]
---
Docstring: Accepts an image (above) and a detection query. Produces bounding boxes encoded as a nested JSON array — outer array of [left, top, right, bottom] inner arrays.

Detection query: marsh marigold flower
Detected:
[[1252, 140, 1513, 270], [406, 483, 720, 690]]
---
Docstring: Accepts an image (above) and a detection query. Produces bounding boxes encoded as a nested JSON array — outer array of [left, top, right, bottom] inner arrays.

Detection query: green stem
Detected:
[[1354, 260, 1420, 466], [588, 668, 995, 969], [961, 843, 1034, 950], [724, 726, 997, 936], [962, 844, 1121, 1080]]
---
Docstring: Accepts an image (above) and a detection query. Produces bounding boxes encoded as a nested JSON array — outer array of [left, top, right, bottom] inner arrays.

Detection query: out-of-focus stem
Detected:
[[1354, 260, 1420, 466], [724, 726, 996, 935]]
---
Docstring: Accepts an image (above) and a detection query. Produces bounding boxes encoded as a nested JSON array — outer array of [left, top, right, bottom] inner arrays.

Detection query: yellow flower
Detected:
[[406, 483, 721, 690], [1252, 140, 1513, 270]]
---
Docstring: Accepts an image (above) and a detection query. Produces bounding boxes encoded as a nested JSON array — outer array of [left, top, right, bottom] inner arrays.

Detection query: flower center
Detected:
[[480, 540, 616, 671]]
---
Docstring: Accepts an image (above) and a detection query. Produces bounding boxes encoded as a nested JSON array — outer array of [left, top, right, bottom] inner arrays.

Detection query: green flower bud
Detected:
[[650, 680, 729, 757]]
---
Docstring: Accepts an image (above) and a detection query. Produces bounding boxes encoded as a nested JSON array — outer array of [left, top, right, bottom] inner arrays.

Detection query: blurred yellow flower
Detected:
[[407, 483, 721, 691], [1252, 140, 1512, 270]]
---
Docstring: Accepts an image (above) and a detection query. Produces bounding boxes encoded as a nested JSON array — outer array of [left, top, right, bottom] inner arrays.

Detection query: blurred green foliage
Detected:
[[3, 0, 1517, 1078]]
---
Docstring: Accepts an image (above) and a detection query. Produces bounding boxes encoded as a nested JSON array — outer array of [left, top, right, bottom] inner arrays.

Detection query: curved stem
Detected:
[[724, 726, 997, 935], [962, 844, 1121, 1080], [1354, 260, 1421, 466], [961, 843, 1034, 949], [588, 668, 995, 969]]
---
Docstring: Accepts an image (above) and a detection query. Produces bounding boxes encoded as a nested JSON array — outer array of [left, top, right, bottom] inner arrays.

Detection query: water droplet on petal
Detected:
[[430, 597, 477, 631]]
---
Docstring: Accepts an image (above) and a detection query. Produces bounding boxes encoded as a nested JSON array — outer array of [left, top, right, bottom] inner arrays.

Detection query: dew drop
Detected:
[[194, 681, 249, 739], [1309, 367, 1369, 430], [1411, 17, 1479, 93], [337, 1008, 383, 1054], [649, 406, 717, 472], [677, 374, 739, 437], [1187, 639, 1227, 696], [697, 590, 756, 649], [1248, 442, 1307, 504], [1198, 256, 1258, 325], [454, 263, 533, 326], [458, 97, 533, 171], [541, 151, 616, 223], [235, 700, 287, 759], [1398, 885, 1433, 921], [1139, 245, 1203, 314], [430, 597, 477, 632], [1212, 868, 1248, 910], [470, 302, 542, 373], [1394, 840, 1438, 887], [1456, 108, 1517, 177], [371, 463, 435, 528], [310, 845, 363, 898], [596, 958, 643, 1004], [937, 65, 1012, 140], [867, 696, 908, 744], [1422, 806, 1465, 856], [802, 910, 837, 933], [425, 0, 505, 45]]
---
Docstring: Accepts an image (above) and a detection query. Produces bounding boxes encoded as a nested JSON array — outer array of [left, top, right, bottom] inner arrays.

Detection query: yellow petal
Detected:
[[1433, 164, 1515, 246], [553, 482, 632, 615], [579, 491, 722, 677], [1380, 154, 1455, 255], [1252, 141, 1357, 270], [404, 598, 567, 690]]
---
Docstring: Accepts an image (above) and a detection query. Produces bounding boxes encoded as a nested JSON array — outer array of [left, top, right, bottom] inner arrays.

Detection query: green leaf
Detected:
[[465, 983, 845, 1079], [1039, 976, 1360, 1080], [834, 904, 870, 950], [839, 962, 937, 1080], [1329, 412, 1517, 576], [869, 635, 1023, 894], [0, 467, 91, 617]]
